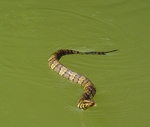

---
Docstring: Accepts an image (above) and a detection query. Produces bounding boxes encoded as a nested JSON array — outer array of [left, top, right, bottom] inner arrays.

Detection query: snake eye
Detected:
[[89, 101, 95, 107], [87, 100, 95, 107]]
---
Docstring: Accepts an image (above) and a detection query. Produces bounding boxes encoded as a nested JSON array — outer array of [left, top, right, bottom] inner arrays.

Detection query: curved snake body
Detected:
[[48, 49, 117, 110]]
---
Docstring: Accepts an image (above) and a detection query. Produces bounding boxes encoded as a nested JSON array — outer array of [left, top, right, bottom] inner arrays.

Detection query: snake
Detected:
[[48, 49, 118, 110]]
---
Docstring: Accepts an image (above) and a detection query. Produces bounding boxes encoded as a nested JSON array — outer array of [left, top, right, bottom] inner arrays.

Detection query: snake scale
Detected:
[[48, 49, 118, 110]]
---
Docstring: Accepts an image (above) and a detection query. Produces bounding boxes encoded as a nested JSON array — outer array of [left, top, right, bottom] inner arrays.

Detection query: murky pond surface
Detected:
[[0, 0, 150, 127]]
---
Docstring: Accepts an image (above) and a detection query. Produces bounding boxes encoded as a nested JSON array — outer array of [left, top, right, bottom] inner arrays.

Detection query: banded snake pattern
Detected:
[[48, 49, 118, 110]]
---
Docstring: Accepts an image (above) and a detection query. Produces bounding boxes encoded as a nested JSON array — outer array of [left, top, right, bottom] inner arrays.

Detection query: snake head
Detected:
[[77, 100, 95, 110]]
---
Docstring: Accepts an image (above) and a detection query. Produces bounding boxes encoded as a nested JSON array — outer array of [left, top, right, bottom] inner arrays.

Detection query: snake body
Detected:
[[48, 49, 118, 110]]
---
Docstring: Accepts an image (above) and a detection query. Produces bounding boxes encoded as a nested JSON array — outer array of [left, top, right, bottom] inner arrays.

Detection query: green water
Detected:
[[0, 0, 150, 127]]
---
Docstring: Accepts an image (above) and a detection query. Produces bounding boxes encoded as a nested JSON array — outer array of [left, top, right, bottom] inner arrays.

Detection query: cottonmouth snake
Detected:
[[48, 49, 118, 110]]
